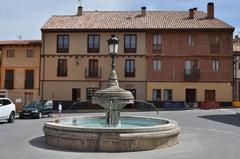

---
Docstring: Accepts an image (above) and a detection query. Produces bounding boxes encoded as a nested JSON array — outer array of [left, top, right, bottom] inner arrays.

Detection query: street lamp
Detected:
[[107, 35, 119, 71]]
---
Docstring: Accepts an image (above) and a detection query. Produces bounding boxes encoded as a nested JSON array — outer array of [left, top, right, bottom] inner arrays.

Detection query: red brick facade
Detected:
[[146, 31, 233, 82]]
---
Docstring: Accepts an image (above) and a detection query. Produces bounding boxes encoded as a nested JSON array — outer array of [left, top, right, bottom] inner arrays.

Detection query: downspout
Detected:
[[40, 32, 45, 100], [0, 46, 2, 89], [232, 54, 235, 101]]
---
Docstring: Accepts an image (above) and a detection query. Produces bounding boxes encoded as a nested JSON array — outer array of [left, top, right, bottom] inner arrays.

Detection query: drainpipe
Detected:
[[40, 32, 45, 100]]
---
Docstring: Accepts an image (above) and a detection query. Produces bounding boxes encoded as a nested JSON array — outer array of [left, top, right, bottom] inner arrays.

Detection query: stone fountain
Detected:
[[43, 35, 180, 152]]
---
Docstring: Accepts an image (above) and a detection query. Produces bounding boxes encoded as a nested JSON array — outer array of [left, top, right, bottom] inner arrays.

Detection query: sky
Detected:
[[0, 0, 239, 40]]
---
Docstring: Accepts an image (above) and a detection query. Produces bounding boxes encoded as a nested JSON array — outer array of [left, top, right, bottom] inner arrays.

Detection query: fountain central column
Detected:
[[92, 35, 134, 126]]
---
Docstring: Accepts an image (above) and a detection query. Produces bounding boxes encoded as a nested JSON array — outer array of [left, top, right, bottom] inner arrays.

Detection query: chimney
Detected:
[[189, 9, 194, 19], [207, 2, 214, 19], [77, 6, 83, 16], [141, 6, 146, 17]]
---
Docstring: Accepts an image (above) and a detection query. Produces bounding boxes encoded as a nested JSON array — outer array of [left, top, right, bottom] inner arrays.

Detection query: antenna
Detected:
[[16, 34, 22, 40]]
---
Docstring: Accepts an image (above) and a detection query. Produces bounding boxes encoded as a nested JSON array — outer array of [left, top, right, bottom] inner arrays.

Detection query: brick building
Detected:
[[233, 35, 240, 101]]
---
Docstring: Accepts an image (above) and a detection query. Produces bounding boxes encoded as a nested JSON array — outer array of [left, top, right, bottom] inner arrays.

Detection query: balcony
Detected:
[[152, 44, 162, 54], [25, 80, 34, 89], [85, 68, 102, 78], [4, 80, 14, 89], [125, 68, 136, 77], [210, 44, 220, 54], [184, 69, 200, 81], [57, 67, 68, 77]]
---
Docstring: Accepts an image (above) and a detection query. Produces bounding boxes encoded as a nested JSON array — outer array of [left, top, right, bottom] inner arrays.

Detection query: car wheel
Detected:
[[38, 112, 42, 119], [8, 112, 15, 123]]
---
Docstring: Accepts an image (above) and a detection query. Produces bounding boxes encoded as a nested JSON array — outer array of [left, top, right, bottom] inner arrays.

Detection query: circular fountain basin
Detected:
[[43, 116, 180, 152]]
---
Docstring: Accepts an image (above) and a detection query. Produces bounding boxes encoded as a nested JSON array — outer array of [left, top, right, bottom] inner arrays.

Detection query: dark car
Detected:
[[19, 100, 53, 119]]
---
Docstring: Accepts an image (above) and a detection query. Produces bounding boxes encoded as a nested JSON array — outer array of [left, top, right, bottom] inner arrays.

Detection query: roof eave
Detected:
[[41, 27, 235, 33]]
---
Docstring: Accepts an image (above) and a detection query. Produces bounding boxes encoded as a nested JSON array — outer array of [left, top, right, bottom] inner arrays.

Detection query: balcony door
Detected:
[[185, 60, 198, 74], [89, 59, 98, 77]]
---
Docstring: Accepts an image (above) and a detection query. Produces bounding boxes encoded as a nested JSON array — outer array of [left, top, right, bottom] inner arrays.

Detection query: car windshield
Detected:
[[25, 101, 44, 109]]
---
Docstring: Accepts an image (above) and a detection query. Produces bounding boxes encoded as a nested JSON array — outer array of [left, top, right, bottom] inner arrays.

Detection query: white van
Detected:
[[0, 98, 16, 123]]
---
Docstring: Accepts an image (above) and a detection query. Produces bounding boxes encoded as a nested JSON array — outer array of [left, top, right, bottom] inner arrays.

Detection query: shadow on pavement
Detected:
[[198, 114, 240, 127], [29, 136, 120, 153], [29, 136, 80, 152]]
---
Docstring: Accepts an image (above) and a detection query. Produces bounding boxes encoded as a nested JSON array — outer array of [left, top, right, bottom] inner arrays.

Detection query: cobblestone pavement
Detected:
[[0, 109, 240, 159]]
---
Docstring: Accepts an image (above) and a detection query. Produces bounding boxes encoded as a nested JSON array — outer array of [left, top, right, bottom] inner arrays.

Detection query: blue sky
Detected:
[[0, 0, 239, 40]]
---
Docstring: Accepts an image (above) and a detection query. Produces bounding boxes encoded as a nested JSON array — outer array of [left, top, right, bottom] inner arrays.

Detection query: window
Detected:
[[27, 49, 34, 57], [86, 88, 99, 100], [164, 89, 172, 101], [210, 34, 220, 54], [25, 70, 34, 89], [57, 59, 67, 76], [7, 49, 14, 57], [152, 89, 161, 101], [2, 99, 11, 106], [153, 60, 161, 71], [88, 35, 100, 53], [125, 59, 135, 77], [4, 70, 14, 89], [88, 59, 99, 78], [212, 60, 219, 72], [72, 88, 81, 101], [57, 35, 69, 53], [205, 90, 216, 101], [124, 34, 136, 53], [188, 34, 194, 47], [125, 89, 136, 99], [153, 34, 162, 52]]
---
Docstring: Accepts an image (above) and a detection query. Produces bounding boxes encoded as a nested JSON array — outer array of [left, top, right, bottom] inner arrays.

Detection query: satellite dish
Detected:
[[16, 34, 22, 40]]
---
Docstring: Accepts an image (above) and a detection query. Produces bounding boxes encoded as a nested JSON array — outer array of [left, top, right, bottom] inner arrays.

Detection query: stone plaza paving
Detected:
[[0, 109, 240, 159]]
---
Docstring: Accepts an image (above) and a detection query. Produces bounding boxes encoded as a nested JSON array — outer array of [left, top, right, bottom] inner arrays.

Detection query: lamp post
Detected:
[[107, 35, 119, 71]]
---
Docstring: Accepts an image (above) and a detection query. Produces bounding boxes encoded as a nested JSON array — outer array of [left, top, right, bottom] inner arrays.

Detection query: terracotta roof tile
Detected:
[[42, 11, 234, 31]]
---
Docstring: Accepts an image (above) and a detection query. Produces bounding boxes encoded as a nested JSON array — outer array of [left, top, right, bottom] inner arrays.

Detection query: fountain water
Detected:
[[43, 35, 180, 152]]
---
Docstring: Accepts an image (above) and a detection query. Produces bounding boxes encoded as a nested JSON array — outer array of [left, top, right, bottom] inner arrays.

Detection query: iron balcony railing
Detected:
[[4, 80, 14, 89], [184, 69, 200, 81], [125, 68, 136, 77], [57, 67, 68, 77], [210, 43, 220, 54], [152, 44, 162, 53], [85, 68, 102, 78], [25, 80, 34, 89]]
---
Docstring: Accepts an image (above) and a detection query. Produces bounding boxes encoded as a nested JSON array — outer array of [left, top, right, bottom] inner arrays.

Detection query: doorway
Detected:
[[185, 89, 196, 103]]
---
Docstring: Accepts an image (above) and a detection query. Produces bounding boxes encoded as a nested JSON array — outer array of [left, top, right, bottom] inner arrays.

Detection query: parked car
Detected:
[[19, 100, 53, 119], [0, 98, 16, 123]]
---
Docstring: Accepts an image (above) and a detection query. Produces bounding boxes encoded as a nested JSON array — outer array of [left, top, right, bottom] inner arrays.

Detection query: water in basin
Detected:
[[57, 116, 169, 128]]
